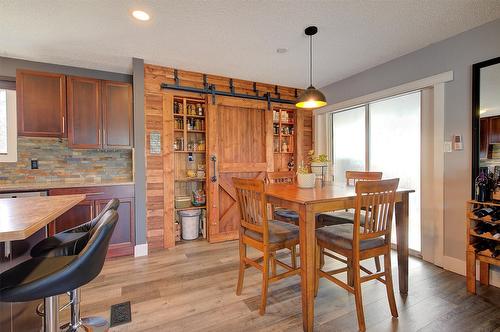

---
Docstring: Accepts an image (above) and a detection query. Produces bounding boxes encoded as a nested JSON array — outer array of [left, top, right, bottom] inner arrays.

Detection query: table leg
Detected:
[[299, 204, 315, 331], [479, 262, 489, 286], [395, 192, 409, 294]]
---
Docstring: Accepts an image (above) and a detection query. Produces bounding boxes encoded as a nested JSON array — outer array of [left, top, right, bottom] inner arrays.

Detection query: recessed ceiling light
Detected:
[[276, 48, 288, 54], [132, 10, 150, 21]]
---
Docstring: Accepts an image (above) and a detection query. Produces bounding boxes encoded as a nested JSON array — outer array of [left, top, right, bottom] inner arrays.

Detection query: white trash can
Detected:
[[179, 209, 201, 240]]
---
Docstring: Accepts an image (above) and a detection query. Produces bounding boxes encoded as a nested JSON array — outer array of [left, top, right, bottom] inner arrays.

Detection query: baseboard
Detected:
[[443, 255, 499, 288], [134, 243, 148, 257]]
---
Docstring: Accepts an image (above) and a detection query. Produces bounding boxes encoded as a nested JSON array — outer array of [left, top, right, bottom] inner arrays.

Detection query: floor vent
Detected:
[[110, 301, 132, 327]]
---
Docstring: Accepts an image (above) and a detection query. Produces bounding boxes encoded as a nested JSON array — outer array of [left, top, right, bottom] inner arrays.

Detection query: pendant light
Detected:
[[296, 26, 327, 109]]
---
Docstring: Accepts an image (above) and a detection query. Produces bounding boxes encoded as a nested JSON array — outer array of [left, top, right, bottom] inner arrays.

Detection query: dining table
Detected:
[[265, 182, 414, 332]]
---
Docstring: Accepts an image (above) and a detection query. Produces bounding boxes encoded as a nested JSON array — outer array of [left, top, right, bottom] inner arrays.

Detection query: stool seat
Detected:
[[30, 232, 88, 258], [316, 210, 367, 227], [0, 256, 76, 302], [245, 220, 299, 244], [316, 224, 385, 251]]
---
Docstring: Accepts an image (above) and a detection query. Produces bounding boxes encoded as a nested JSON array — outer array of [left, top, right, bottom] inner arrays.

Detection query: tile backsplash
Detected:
[[0, 137, 133, 185]]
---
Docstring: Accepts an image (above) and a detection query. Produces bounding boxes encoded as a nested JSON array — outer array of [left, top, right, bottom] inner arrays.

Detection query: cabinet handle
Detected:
[[86, 192, 105, 196], [210, 155, 217, 182], [103, 129, 106, 145], [98, 131, 101, 144], [62, 116, 65, 134], [90, 204, 94, 217]]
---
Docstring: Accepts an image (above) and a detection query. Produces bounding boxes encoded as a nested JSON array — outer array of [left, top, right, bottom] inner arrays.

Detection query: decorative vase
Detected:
[[297, 173, 316, 188]]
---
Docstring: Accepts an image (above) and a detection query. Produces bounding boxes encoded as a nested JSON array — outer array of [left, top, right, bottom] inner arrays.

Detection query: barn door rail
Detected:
[[160, 81, 296, 109]]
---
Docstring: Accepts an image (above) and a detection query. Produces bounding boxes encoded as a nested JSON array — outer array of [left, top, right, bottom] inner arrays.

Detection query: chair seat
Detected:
[[245, 220, 299, 244], [316, 224, 385, 251], [274, 209, 299, 223], [316, 210, 367, 227], [0, 256, 76, 302], [30, 232, 89, 258]]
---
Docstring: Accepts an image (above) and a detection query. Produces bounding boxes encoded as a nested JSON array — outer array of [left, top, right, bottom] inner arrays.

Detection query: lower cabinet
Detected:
[[48, 185, 135, 257]]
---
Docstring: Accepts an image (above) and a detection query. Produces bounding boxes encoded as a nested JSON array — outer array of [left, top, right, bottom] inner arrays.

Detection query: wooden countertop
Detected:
[[0, 194, 86, 241], [0, 181, 134, 193]]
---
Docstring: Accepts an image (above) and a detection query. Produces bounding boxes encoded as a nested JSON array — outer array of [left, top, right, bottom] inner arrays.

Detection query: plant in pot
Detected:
[[296, 161, 316, 189], [309, 150, 330, 178]]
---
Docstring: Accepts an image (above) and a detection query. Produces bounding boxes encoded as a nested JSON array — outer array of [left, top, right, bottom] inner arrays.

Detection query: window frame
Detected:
[[0, 86, 17, 163]]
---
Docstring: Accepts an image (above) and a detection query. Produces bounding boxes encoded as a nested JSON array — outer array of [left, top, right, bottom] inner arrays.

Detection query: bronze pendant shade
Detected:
[[296, 26, 327, 109]]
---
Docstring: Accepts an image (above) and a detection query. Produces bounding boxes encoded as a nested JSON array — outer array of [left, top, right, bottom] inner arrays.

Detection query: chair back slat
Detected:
[[266, 171, 296, 184], [346, 171, 383, 186], [233, 177, 269, 239], [353, 179, 399, 242]]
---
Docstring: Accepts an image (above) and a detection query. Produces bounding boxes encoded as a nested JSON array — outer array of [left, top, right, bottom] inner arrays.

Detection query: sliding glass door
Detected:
[[331, 91, 421, 252]]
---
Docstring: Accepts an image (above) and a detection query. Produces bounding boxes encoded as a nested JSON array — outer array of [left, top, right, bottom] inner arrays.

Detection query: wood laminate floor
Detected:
[[68, 240, 500, 331]]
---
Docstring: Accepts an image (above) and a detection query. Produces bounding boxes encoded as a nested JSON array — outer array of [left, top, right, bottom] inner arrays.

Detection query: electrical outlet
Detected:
[[444, 141, 452, 153], [31, 159, 38, 169]]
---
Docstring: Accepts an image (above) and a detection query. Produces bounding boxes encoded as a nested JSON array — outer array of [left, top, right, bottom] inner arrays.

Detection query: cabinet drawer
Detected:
[[49, 185, 134, 200]]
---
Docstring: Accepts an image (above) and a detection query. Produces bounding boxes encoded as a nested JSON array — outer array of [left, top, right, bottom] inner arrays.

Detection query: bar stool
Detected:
[[31, 199, 120, 257], [0, 210, 118, 332]]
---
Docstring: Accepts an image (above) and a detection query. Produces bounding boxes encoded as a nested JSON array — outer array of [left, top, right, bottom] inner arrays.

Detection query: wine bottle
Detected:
[[474, 222, 493, 235], [492, 244, 500, 258], [474, 207, 495, 218], [473, 240, 490, 253]]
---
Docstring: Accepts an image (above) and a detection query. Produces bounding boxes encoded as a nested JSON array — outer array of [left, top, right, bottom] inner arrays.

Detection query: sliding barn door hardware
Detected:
[[160, 81, 295, 109], [203, 74, 208, 90], [253, 82, 259, 96], [173, 69, 179, 87], [275, 85, 280, 99], [229, 79, 235, 94]]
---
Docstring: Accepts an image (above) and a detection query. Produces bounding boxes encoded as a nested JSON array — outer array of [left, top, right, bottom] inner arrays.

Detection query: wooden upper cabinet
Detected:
[[16, 70, 66, 137], [102, 81, 133, 148], [67, 76, 101, 148], [480, 118, 489, 159], [489, 116, 500, 144]]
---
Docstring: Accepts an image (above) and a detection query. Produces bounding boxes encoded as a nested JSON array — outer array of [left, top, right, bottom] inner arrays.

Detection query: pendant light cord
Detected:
[[309, 34, 313, 87]]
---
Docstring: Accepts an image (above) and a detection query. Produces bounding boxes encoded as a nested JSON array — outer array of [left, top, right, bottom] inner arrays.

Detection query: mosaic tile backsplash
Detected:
[[0, 137, 133, 185]]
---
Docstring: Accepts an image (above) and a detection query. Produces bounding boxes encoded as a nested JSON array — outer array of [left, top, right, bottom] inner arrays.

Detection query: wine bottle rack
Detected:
[[466, 200, 500, 294]]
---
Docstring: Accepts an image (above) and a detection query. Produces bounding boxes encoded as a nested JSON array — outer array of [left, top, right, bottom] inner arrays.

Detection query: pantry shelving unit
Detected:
[[466, 200, 500, 293], [273, 107, 296, 172], [173, 96, 208, 242]]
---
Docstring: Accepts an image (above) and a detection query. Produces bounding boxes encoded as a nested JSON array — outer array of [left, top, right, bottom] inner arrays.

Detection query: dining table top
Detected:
[[0, 194, 86, 242], [265, 182, 414, 204]]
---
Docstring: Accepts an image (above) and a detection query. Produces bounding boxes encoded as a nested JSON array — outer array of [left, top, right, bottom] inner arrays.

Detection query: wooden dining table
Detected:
[[265, 183, 414, 332]]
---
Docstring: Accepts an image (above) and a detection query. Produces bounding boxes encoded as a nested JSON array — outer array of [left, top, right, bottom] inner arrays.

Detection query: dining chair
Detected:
[[316, 170, 383, 273], [266, 171, 299, 225], [233, 177, 300, 315], [315, 178, 399, 332]]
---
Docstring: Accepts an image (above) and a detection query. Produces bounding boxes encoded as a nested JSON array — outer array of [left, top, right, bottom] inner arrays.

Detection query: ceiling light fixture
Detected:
[[296, 26, 327, 109], [132, 10, 150, 21]]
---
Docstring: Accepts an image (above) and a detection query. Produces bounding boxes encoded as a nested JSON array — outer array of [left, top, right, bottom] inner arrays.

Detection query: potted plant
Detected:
[[309, 150, 330, 178], [296, 161, 316, 188]]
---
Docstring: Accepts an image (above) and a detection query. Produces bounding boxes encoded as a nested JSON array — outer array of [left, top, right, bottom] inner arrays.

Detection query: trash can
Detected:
[[179, 209, 201, 240]]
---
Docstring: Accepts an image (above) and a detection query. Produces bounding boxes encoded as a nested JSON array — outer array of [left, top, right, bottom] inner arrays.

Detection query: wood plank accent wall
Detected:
[[144, 63, 311, 250]]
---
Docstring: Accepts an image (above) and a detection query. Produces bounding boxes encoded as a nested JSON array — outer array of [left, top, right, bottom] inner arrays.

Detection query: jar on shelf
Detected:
[[177, 137, 184, 151], [196, 104, 204, 116], [187, 141, 194, 151], [198, 139, 206, 151], [282, 141, 288, 153]]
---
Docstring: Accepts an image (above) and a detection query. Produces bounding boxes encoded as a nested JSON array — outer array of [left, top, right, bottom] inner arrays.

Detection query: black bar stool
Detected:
[[31, 199, 120, 258], [0, 210, 118, 332]]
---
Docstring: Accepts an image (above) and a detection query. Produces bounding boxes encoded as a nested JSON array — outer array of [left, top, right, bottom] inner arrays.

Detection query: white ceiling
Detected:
[[1, 0, 499, 88]]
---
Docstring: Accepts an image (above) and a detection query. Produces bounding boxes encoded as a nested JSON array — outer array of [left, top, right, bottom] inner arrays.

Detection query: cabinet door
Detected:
[[102, 81, 133, 148], [52, 200, 94, 234], [489, 116, 500, 144], [16, 70, 66, 137], [67, 76, 102, 148], [480, 118, 489, 159], [96, 197, 135, 257]]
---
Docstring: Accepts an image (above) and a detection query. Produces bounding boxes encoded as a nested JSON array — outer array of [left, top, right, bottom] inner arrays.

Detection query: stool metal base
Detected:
[[61, 316, 109, 332]]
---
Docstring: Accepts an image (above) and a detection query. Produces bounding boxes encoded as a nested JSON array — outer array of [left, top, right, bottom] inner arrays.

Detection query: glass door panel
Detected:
[[332, 106, 366, 184], [369, 91, 421, 252]]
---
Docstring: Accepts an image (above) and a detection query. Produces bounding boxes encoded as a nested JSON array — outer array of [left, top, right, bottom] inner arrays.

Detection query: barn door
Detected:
[[207, 96, 273, 242]]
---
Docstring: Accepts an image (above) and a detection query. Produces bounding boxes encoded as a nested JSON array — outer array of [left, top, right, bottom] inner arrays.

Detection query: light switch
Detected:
[[444, 141, 452, 153]]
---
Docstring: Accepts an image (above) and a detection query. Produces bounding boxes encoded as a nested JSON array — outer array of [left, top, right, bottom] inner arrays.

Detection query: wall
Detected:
[[0, 137, 132, 185], [320, 19, 500, 262]]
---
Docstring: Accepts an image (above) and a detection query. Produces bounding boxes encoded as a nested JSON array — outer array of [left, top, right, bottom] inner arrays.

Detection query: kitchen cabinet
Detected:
[[67, 76, 101, 148], [16, 69, 66, 137], [67, 77, 133, 149], [480, 116, 500, 158], [102, 81, 133, 148], [48, 185, 135, 257]]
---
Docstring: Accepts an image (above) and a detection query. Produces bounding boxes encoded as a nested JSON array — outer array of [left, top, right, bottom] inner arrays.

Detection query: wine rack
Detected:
[[466, 200, 500, 294]]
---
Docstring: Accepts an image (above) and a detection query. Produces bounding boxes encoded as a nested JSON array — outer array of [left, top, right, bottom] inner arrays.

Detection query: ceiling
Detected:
[[1, 1, 499, 88]]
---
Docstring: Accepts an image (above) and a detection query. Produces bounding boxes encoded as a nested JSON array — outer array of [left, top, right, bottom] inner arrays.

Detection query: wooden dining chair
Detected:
[[317, 170, 383, 272], [265, 171, 299, 225], [233, 177, 300, 315], [315, 178, 399, 332]]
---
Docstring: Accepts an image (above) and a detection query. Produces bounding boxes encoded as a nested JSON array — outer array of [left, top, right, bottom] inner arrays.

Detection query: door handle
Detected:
[[210, 155, 217, 182]]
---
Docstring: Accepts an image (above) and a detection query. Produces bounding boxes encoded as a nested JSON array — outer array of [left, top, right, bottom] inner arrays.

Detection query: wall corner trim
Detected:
[[134, 243, 148, 257]]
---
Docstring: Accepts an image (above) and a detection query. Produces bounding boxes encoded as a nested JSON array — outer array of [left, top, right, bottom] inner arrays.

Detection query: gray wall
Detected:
[[132, 58, 147, 245], [0, 56, 149, 246], [321, 19, 500, 260]]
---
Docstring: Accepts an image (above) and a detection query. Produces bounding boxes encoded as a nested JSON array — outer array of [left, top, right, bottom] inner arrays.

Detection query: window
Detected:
[[0, 88, 17, 162], [330, 91, 421, 252]]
